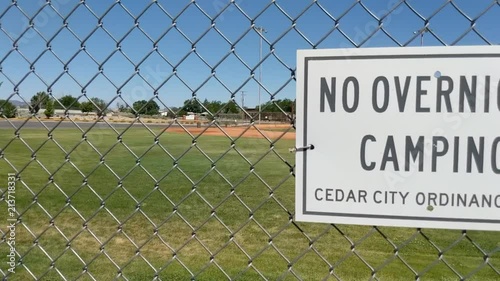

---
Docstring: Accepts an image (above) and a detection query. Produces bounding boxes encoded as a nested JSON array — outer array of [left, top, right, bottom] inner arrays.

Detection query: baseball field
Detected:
[[0, 124, 498, 280]]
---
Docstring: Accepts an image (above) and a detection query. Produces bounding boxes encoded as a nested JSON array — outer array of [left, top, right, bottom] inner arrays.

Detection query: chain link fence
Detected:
[[0, 0, 499, 280]]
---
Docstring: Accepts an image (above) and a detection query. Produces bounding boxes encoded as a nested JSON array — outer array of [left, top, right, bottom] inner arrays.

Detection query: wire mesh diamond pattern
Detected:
[[0, 0, 499, 280]]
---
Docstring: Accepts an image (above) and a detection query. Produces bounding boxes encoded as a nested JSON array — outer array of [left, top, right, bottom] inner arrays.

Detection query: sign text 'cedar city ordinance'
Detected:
[[295, 46, 500, 231]]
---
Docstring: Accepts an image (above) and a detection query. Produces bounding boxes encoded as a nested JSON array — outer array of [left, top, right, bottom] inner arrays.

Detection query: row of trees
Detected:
[[118, 98, 294, 116], [27, 93, 163, 117], [28, 92, 109, 118], [117, 100, 161, 115], [256, 98, 294, 113], [117, 99, 240, 116], [184, 98, 294, 114], [181, 99, 239, 115], [1, 88, 295, 119]]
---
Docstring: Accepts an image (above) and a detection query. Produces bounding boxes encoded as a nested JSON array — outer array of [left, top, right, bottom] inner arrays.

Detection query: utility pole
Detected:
[[241, 90, 246, 121], [255, 26, 266, 124], [414, 27, 429, 46]]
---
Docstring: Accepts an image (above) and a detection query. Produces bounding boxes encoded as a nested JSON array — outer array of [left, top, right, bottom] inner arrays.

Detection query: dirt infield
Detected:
[[166, 124, 296, 140]]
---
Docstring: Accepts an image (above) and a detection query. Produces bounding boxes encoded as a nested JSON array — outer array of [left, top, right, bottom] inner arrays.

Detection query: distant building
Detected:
[[184, 112, 197, 120], [16, 108, 92, 117], [54, 109, 85, 116]]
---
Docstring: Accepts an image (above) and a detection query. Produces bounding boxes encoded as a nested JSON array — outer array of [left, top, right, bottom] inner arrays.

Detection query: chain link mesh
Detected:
[[0, 0, 499, 280]]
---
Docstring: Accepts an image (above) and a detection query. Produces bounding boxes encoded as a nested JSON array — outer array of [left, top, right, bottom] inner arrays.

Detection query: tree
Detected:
[[181, 99, 202, 114], [44, 99, 55, 118], [0, 83, 17, 118], [222, 100, 239, 113], [277, 98, 294, 112], [90, 97, 108, 117], [30, 91, 50, 114], [117, 102, 130, 113], [57, 95, 80, 110], [79, 98, 109, 116], [0, 100, 17, 118], [80, 101, 94, 114], [202, 99, 222, 114], [260, 99, 294, 113], [132, 100, 160, 115]]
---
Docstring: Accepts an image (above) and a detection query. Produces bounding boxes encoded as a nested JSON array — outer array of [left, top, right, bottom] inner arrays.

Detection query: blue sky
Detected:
[[1, 0, 499, 109]]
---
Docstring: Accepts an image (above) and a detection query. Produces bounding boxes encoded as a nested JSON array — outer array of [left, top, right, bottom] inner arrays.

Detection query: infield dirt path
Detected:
[[166, 124, 296, 140]]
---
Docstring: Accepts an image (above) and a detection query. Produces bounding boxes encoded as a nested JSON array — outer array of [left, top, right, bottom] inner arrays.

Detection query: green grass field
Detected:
[[0, 126, 498, 280]]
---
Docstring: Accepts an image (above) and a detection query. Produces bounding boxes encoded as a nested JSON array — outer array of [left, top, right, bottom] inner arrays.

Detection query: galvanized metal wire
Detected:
[[0, 0, 499, 280]]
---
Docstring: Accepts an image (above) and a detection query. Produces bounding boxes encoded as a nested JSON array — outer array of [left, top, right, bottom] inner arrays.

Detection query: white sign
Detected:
[[295, 46, 500, 231]]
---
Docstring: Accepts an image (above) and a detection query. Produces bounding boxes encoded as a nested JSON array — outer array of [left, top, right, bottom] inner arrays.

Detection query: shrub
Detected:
[[44, 99, 55, 118], [0, 100, 17, 118]]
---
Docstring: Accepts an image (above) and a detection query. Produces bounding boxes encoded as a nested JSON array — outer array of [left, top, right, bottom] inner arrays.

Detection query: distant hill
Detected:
[[7, 100, 29, 108]]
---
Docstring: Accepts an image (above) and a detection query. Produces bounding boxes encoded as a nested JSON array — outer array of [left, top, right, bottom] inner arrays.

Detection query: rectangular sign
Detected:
[[296, 46, 500, 231]]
